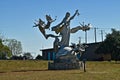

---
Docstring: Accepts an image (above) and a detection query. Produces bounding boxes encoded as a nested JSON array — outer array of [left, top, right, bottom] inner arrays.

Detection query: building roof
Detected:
[[40, 42, 101, 51]]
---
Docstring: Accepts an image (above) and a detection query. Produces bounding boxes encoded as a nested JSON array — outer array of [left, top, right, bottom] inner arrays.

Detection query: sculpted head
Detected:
[[66, 12, 70, 18]]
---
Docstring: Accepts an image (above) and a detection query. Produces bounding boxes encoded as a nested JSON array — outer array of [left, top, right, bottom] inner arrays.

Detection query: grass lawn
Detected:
[[0, 60, 120, 80]]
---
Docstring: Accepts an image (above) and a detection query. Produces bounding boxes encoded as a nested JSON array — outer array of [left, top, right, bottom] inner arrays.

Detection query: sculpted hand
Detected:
[[76, 10, 80, 16]]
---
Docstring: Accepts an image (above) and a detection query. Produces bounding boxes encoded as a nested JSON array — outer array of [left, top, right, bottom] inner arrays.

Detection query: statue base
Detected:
[[48, 52, 81, 70], [48, 62, 80, 70]]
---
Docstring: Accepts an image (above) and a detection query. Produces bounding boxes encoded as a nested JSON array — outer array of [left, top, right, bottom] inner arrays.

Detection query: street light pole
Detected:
[[100, 30, 104, 42], [94, 27, 97, 43], [85, 30, 87, 43]]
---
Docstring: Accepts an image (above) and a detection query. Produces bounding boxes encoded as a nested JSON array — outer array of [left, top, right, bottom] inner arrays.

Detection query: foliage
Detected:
[[23, 52, 33, 60], [96, 29, 120, 61], [6, 39, 22, 55], [0, 39, 12, 59], [10, 55, 23, 60], [0, 33, 23, 59], [35, 54, 43, 60]]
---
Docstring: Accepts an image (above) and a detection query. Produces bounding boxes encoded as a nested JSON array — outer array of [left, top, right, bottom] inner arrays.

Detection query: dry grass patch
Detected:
[[0, 60, 120, 80]]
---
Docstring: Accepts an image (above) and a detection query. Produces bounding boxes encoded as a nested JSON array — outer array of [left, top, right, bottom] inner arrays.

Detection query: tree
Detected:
[[35, 54, 43, 60], [0, 39, 12, 59], [96, 29, 120, 61], [6, 39, 22, 56], [23, 52, 33, 60]]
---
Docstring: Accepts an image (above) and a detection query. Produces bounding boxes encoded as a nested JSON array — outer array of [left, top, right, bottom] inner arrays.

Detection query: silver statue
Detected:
[[51, 10, 91, 58], [34, 10, 91, 69], [34, 10, 90, 60]]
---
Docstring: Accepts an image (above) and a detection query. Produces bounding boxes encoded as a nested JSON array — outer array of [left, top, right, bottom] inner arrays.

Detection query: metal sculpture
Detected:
[[34, 10, 91, 69]]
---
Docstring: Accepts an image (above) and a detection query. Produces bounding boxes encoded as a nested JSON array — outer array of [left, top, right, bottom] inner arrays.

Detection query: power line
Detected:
[[91, 27, 111, 43]]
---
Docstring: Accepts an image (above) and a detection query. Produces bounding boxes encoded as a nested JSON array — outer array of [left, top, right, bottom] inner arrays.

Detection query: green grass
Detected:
[[0, 60, 48, 72], [0, 60, 120, 80]]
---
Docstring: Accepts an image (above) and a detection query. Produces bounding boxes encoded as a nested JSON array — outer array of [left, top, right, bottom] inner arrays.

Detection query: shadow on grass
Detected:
[[11, 69, 70, 72], [0, 69, 49, 74], [0, 69, 86, 74], [70, 72, 85, 74], [12, 69, 49, 72], [0, 71, 6, 73]]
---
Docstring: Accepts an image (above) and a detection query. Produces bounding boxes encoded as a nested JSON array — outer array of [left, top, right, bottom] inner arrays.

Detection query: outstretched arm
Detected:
[[70, 26, 82, 33], [70, 10, 79, 20], [71, 24, 91, 33]]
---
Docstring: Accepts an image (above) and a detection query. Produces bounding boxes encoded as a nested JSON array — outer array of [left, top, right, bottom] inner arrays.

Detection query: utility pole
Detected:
[[100, 30, 104, 42], [94, 27, 97, 43], [85, 31, 87, 44], [78, 37, 81, 44]]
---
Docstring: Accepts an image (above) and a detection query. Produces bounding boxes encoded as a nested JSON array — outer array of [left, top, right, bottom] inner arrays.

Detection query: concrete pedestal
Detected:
[[48, 62, 80, 70]]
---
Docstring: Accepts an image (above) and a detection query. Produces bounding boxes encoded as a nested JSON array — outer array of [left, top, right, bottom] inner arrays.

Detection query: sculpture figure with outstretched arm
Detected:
[[33, 15, 56, 39], [33, 15, 60, 52], [33, 10, 91, 57], [52, 10, 80, 47], [33, 10, 91, 70]]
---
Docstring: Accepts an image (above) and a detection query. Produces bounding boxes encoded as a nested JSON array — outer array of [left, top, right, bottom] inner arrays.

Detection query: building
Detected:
[[41, 42, 111, 61], [40, 48, 55, 60], [80, 42, 102, 61]]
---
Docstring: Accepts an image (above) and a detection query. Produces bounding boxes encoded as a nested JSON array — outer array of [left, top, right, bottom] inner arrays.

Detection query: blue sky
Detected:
[[0, 0, 120, 56]]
